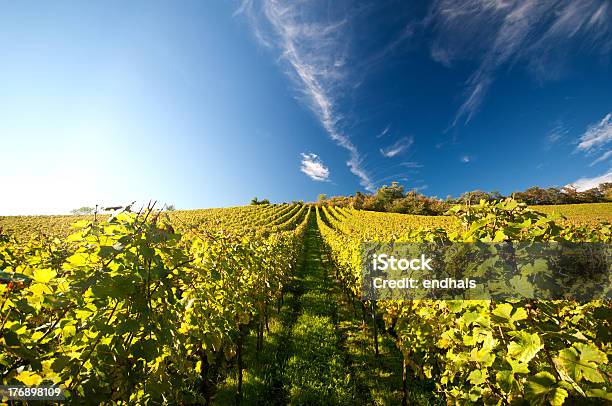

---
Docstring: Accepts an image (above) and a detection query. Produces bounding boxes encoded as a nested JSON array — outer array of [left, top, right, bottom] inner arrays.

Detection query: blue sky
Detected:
[[1, 1, 611, 214]]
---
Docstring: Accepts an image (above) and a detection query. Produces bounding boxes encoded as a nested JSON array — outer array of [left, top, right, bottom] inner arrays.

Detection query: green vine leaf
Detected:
[[525, 371, 567, 405], [507, 331, 543, 364]]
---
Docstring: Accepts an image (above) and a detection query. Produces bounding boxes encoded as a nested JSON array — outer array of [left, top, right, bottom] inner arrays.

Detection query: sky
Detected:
[[0, 0, 611, 215]]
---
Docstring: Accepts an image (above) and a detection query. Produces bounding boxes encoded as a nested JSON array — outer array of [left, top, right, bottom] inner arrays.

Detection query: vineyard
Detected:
[[0, 201, 610, 405], [530, 203, 612, 227]]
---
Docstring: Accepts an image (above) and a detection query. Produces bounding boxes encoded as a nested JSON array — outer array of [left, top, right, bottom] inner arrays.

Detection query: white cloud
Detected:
[[576, 113, 612, 153], [590, 150, 612, 166], [380, 137, 413, 158], [376, 125, 390, 138], [237, 0, 375, 191], [400, 161, 423, 168], [460, 155, 472, 163], [567, 169, 612, 191], [427, 0, 612, 126], [544, 123, 568, 149], [430, 44, 453, 67], [300, 153, 330, 182]]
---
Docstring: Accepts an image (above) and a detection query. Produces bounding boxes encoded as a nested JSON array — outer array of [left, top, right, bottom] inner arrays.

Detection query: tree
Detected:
[[373, 182, 405, 211], [251, 197, 270, 205], [599, 183, 612, 201], [460, 190, 498, 205], [353, 191, 365, 210], [71, 206, 94, 215], [317, 194, 327, 207], [387, 190, 450, 215]]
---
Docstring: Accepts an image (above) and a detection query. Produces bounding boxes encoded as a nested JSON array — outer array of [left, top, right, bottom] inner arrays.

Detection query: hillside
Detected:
[[1, 200, 610, 404]]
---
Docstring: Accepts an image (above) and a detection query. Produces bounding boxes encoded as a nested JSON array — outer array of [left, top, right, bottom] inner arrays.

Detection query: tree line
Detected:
[[321, 182, 612, 215]]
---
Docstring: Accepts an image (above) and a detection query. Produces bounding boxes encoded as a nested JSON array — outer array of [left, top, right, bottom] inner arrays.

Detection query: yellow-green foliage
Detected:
[[0, 204, 310, 403], [0, 215, 102, 239], [2, 202, 608, 240], [318, 200, 611, 405], [1, 201, 610, 404]]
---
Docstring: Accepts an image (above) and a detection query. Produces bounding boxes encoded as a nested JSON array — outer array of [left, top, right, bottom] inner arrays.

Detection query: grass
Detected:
[[213, 213, 440, 405]]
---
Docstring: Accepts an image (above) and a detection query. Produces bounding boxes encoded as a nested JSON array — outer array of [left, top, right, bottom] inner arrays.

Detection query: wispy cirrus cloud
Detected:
[[412, 184, 429, 192], [380, 136, 413, 158], [376, 125, 390, 138], [576, 112, 612, 153], [300, 153, 330, 182], [427, 0, 612, 126], [573, 112, 612, 167], [590, 150, 612, 167], [400, 161, 423, 168], [236, 0, 375, 191], [567, 113, 612, 185], [544, 123, 568, 149]]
